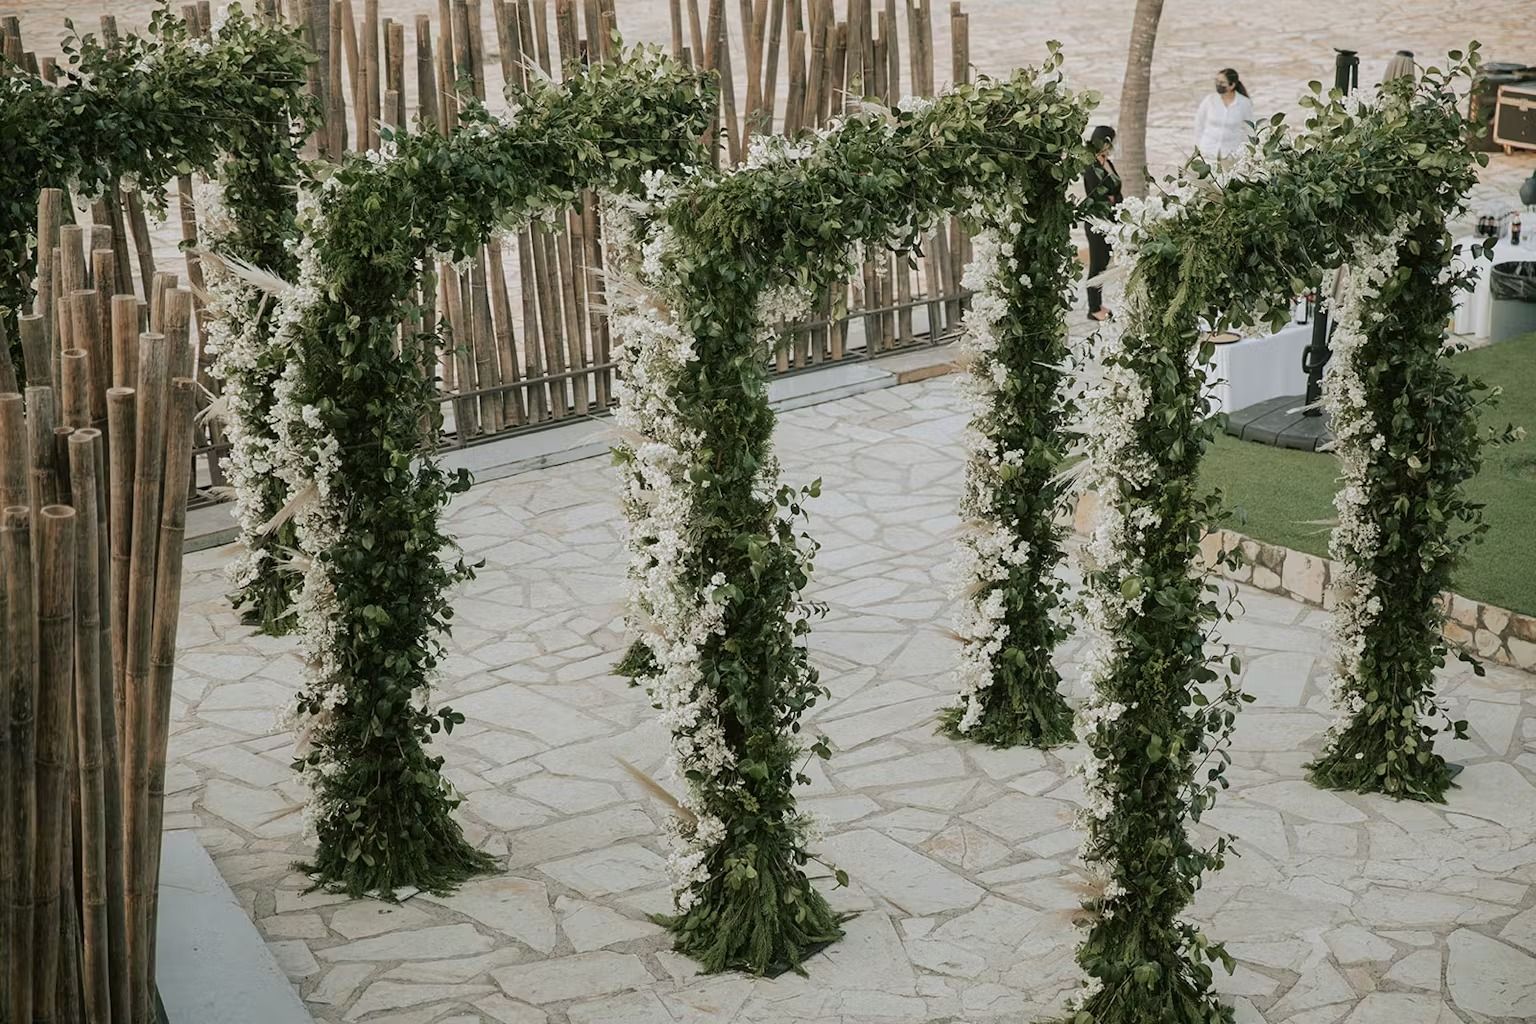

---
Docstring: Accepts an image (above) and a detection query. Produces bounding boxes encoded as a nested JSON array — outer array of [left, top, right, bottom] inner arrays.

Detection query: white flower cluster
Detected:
[[605, 197, 743, 912], [196, 176, 288, 600], [267, 179, 355, 831], [1318, 215, 1415, 735], [946, 218, 1038, 732]]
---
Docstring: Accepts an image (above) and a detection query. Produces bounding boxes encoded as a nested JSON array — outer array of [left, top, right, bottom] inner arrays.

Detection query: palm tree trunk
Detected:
[[1117, 0, 1165, 198]]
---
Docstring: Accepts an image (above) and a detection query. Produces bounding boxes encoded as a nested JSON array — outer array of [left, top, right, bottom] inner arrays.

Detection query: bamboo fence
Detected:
[[1, 204, 198, 1022], [4, 0, 975, 512]]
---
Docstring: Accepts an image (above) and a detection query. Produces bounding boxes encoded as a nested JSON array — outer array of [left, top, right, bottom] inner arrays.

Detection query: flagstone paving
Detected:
[[169, 375, 1536, 1024]]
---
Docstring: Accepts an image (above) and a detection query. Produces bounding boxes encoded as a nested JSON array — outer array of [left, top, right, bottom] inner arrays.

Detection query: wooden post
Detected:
[[328, 0, 348, 152], [3, 505, 37, 1024], [105, 390, 134, 766]]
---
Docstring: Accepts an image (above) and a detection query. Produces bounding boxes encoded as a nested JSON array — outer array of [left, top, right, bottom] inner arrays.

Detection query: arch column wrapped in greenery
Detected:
[[1066, 55, 1492, 1023], [266, 49, 713, 895], [610, 53, 1091, 974], [1305, 56, 1512, 801], [0, 3, 312, 361]]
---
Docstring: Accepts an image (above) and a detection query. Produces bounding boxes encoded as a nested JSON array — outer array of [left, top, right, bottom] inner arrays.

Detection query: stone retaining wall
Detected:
[[1069, 491, 1536, 674]]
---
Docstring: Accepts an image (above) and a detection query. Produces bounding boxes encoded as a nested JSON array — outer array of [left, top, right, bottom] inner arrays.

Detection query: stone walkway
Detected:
[[167, 375, 1536, 1024]]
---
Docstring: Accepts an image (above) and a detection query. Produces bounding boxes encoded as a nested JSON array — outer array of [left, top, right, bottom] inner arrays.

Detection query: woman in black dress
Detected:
[[1083, 125, 1122, 322]]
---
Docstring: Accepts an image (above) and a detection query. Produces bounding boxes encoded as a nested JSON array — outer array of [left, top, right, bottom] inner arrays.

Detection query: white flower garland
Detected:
[[1318, 215, 1414, 739], [196, 176, 287, 602], [947, 220, 1037, 731], [270, 175, 361, 831]]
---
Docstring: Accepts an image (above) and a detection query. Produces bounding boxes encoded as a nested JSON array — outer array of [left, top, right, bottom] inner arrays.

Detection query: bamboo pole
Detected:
[[123, 332, 168, 1024], [68, 430, 110, 1024], [415, 13, 440, 127], [110, 297, 139, 392], [26, 386, 59, 514], [88, 257, 115, 419], [3, 505, 36, 1024], [120, 194, 154, 304], [328, 0, 348, 152], [0, 489, 10, 1014], [33, 502, 75, 1024], [20, 315, 50, 388], [143, 378, 195, 985], [61, 348, 92, 433], [105, 390, 134, 774], [0, 394, 23, 509], [35, 189, 63, 357], [364, 0, 381, 149]]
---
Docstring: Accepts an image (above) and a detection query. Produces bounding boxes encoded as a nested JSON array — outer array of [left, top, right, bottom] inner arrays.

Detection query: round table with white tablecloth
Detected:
[[1205, 321, 1314, 415], [1452, 234, 1536, 340]]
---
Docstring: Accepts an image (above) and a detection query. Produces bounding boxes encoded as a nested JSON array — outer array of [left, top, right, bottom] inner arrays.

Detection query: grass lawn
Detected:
[[1201, 331, 1536, 615]]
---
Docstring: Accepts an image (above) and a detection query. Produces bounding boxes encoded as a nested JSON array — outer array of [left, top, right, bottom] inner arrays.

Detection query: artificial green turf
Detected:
[[1201, 331, 1536, 615]]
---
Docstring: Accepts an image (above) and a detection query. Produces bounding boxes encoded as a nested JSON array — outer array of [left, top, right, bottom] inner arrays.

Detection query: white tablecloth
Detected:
[[1452, 235, 1536, 339], [1206, 321, 1313, 415]]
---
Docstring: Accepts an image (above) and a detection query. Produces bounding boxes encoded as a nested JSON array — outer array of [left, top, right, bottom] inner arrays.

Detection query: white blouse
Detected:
[[1194, 92, 1256, 160]]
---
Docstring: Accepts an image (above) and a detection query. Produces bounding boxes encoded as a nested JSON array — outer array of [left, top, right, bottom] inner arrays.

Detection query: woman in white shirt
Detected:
[[1193, 68, 1255, 165]]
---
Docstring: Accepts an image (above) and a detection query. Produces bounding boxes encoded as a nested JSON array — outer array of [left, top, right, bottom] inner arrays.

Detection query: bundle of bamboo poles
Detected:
[[1, 210, 198, 1024], [3, 0, 974, 503]]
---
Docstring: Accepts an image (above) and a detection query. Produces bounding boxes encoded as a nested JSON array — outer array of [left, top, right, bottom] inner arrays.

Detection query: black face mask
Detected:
[[1216, 82, 1231, 94]]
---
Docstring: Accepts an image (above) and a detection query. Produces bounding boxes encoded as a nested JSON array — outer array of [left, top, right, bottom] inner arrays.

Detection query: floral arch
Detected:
[[1066, 52, 1493, 1023], [610, 50, 1094, 973], [262, 48, 715, 895]]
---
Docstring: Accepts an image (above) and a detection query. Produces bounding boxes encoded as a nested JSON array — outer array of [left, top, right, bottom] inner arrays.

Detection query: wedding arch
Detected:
[[1066, 53, 1491, 1023], [263, 48, 714, 895], [610, 53, 1092, 974]]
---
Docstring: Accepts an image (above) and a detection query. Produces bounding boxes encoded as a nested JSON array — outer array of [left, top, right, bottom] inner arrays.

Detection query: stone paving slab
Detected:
[[167, 374, 1536, 1023]]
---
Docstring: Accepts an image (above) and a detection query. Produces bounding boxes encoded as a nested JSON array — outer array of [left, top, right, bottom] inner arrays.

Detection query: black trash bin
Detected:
[[1489, 261, 1536, 342], [1469, 63, 1536, 150]]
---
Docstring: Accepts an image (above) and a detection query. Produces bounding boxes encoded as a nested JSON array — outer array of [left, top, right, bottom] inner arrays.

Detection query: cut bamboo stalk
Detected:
[[466, 0, 487, 101], [468, 256, 503, 433], [743, 0, 767, 141], [105, 390, 134, 765], [123, 194, 155, 303], [714, 3, 743, 163], [552, 227, 587, 416], [53, 425, 74, 505], [415, 13, 439, 129], [20, 315, 50, 388], [388, 21, 406, 125], [669, 0, 684, 55], [702, 0, 724, 161], [148, 274, 177, 335], [530, 0, 552, 75], [0, 394, 24, 509], [0, 491, 10, 1012], [307, 0, 332, 154], [66, 291, 103, 426], [68, 430, 110, 1024], [530, 228, 569, 418], [26, 385, 59, 513], [364, 0, 381, 149], [35, 189, 64, 355], [342, 0, 367, 144], [110, 296, 140, 391], [161, 288, 194, 388], [143, 378, 195, 985], [3, 505, 37, 1024], [763, 0, 786, 125], [485, 246, 526, 426], [0, 321, 16, 395], [553, 0, 577, 75], [436, 0, 459, 130], [328, 0, 348, 152], [514, 231, 547, 421], [580, 201, 609, 409], [123, 333, 169, 1024], [88, 257, 115, 421], [61, 347, 92, 431], [60, 225, 88, 304], [33, 502, 76, 1024]]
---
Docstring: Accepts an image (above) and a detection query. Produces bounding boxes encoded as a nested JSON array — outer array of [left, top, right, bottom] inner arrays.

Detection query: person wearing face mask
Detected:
[[1083, 125, 1122, 322], [1193, 67, 1255, 166]]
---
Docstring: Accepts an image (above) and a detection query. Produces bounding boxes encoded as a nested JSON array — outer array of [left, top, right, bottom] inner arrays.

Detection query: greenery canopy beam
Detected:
[[264, 47, 715, 896], [611, 50, 1091, 975], [1067, 53, 1491, 1024], [0, 3, 312, 356]]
